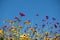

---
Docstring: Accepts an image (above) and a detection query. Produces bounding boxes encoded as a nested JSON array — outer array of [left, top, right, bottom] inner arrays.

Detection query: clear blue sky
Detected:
[[0, 0, 60, 34]]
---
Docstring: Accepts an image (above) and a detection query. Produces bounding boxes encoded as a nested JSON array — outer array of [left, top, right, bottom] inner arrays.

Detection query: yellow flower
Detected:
[[19, 26, 23, 29], [45, 32, 49, 35], [23, 34, 27, 38], [33, 29, 37, 32], [20, 34, 31, 40], [9, 20, 15, 24], [27, 38, 31, 40], [7, 37, 15, 40], [11, 27, 16, 31], [19, 37, 31, 40], [56, 34, 60, 36], [0, 29, 3, 35], [30, 27, 33, 30], [24, 21, 31, 24], [36, 33, 41, 36], [3, 20, 15, 24], [45, 38, 50, 40], [30, 27, 37, 32]]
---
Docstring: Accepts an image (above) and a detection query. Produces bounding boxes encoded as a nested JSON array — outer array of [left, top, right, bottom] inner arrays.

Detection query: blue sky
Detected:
[[0, 0, 60, 34]]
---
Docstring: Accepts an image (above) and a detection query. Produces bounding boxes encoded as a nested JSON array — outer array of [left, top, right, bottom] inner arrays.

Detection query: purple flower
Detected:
[[3, 26, 7, 28], [36, 14, 39, 16], [46, 16, 49, 19], [19, 12, 25, 17], [42, 24, 45, 28], [14, 16, 21, 22], [52, 17, 56, 20], [56, 22, 59, 25], [54, 24, 57, 28]]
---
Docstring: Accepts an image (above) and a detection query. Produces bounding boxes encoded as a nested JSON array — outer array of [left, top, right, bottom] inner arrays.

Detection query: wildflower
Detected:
[[19, 12, 25, 16], [11, 27, 16, 31], [36, 14, 39, 16], [54, 24, 57, 28], [3, 26, 7, 28], [42, 24, 45, 28], [56, 22, 59, 25], [24, 20, 31, 24], [36, 33, 41, 36], [45, 38, 50, 40], [46, 16, 49, 20], [0, 29, 3, 35], [30, 27, 33, 30], [19, 26, 23, 29], [14, 16, 21, 22], [56, 34, 60, 36], [23, 34, 27, 38], [45, 32, 49, 36], [52, 17, 56, 20]]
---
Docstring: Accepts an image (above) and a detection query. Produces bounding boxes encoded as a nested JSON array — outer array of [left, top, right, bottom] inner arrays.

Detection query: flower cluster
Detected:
[[0, 12, 60, 40]]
